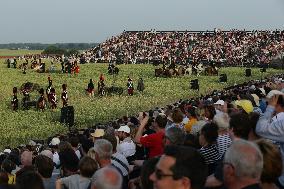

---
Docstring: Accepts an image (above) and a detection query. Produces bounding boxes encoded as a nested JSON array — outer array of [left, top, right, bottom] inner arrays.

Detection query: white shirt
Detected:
[[117, 137, 136, 158]]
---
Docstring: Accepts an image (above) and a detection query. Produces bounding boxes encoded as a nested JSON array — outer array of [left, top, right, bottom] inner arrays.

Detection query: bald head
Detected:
[[21, 151, 33, 167], [92, 167, 122, 189]]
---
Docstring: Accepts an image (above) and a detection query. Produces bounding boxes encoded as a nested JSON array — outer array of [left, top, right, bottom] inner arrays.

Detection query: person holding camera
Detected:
[[256, 91, 284, 188]]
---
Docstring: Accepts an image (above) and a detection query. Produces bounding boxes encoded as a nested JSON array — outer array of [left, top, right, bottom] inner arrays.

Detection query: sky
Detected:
[[0, 0, 284, 44]]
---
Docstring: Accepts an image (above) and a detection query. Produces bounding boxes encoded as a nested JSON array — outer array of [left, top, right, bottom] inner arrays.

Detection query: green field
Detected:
[[0, 49, 42, 57], [0, 58, 282, 149]]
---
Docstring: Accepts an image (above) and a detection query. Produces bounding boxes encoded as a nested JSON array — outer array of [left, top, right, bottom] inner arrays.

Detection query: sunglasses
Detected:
[[154, 169, 174, 180]]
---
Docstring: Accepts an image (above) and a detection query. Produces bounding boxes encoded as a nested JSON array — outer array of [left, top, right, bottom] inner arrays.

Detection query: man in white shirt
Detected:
[[117, 125, 136, 159]]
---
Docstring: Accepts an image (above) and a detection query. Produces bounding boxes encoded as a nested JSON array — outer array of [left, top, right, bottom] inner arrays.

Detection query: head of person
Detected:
[[79, 156, 98, 178], [213, 113, 230, 132], [203, 105, 216, 120], [91, 167, 122, 189], [20, 150, 33, 167], [229, 112, 252, 140], [93, 139, 113, 167], [171, 109, 184, 124], [33, 155, 54, 179], [153, 115, 168, 130], [223, 140, 263, 189], [255, 139, 282, 184], [103, 134, 118, 153], [117, 125, 131, 140], [16, 171, 44, 189], [164, 127, 185, 146], [1, 159, 16, 174], [150, 145, 208, 189], [69, 136, 80, 149], [141, 157, 160, 189], [198, 122, 218, 147]]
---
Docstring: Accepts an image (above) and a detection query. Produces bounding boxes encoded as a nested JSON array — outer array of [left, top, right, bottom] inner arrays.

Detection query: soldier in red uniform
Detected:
[[127, 76, 134, 96], [61, 84, 68, 107]]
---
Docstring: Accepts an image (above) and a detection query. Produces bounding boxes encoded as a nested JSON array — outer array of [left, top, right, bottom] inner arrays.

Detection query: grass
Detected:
[[0, 58, 282, 149], [0, 49, 42, 57]]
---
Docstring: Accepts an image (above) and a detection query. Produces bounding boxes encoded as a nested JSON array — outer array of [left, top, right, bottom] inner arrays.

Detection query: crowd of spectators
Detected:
[[80, 29, 284, 67], [0, 72, 284, 189]]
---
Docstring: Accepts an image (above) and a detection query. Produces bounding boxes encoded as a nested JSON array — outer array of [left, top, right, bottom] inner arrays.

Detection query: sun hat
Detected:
[[91, 129, 105, 138], [266, 90, 284, 99], [251, 94, 260, 107], [235, 100, 253, 114]]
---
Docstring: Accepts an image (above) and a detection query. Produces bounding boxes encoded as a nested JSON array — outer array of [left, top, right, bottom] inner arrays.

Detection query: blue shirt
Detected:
[[256, 105, 284, 186]]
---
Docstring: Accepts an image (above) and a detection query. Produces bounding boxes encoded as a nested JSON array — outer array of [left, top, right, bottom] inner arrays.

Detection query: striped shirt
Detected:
[[199, 144, 220, 165], [217, 133, 232, 156]]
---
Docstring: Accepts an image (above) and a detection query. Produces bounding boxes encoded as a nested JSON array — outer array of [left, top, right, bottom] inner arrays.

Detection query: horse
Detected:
[[204, 66, 218, 76], [185, 65, 193, 76], [108, 66, 119, 75]]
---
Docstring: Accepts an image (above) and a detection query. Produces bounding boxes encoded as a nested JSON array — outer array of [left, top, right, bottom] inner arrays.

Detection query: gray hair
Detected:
[[213, 113, 230, 130], [224, 139, 263, 179], [92, 167, 122, 189], [165, 127, 185, 145], [93, 139, 113, 160]]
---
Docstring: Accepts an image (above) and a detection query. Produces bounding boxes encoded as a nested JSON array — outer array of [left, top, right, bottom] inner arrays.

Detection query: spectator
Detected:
[[256, 94, 284, 188], [92, 139, 113, 168], [91, 167, 122, 189], [223, 140, 263, 189], [34, 155, 56, 189], [164, 127, 185, 146], [149, 145, 208, 189], [1, 159, 16, 184], [255, 139, 283, 189], [117, 125, 136, 160], [16, 171, 45, 189], [135, 114, 168, 158], [184, 107, 198, 133], [213, 113, 232, 156], [198, 123, 220, 175], [56, 156, 98, 189]]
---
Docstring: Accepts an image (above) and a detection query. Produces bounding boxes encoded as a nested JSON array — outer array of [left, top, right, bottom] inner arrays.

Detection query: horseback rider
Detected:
[[11, 87, 18, 111], [61, 84, 68, 107], [127, 76, 134, 96]]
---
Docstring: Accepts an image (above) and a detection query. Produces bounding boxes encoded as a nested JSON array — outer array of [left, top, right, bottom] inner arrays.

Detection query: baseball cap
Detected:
[[49, 137, 60, 146], [235, 100, 253, 114], [214, 100, 225, 106], [117, 125, 131, 134]]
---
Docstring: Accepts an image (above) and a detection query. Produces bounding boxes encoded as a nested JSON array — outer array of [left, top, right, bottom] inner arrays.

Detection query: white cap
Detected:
[[3, 149, 11, 154], [28, 140, 36, 146], [49, 137, 60, 146], [214, 100, 225, 106], [117, 125, 131, 134]]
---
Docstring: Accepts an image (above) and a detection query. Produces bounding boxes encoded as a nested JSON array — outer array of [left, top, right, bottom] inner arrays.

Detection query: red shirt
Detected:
[[140, 131, 164, 158]]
